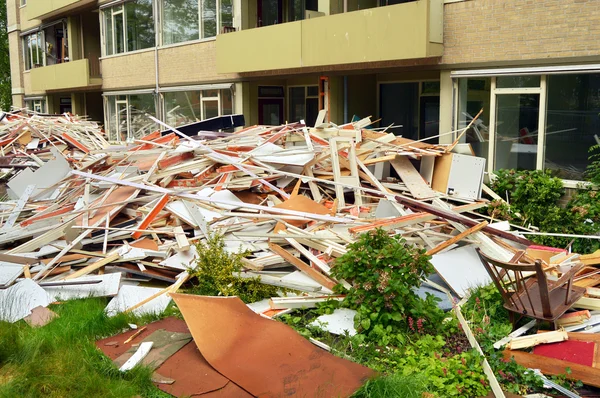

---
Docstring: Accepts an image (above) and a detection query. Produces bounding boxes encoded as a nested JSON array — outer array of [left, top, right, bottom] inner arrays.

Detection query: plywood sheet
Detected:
[[390, 156, 436, 199], [171, 293, 373, 398], [96, 317, 251, 397]]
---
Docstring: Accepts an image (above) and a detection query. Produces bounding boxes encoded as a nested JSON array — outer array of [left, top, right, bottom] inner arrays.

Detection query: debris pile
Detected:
[[1, 109, 600, 394]]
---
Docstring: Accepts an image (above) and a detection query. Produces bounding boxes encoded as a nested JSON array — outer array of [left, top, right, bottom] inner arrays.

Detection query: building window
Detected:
[[25, 98, 46, 113], [20, 0, 26, 6], [161, 0, 234, 45], [456, 78, 491, 159], [288, 85, 318, 126], [545, 74, 600, 180], [43, 21, 69, 65], [455, 72, 600, 181], [105, 93, 158, 141], [102, 0, 155, 56], [23, 31, 44, 70], [163, 88, 233, 127]]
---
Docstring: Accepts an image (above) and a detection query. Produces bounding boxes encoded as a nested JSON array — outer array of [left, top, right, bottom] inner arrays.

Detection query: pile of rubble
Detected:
[[1, 109, 600, 395]]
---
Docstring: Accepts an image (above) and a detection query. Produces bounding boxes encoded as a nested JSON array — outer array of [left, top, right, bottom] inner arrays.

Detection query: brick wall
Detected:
[[443, 0, 600, 65]]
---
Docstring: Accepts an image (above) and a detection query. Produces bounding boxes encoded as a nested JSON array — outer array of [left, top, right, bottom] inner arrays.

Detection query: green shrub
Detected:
[[189, 234, 280, 303], [486, 167, 600, 253], [331, 228, 445, 345]]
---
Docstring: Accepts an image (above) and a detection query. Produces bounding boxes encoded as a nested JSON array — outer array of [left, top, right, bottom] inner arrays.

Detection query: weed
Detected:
[[188, 233, 280, 303]]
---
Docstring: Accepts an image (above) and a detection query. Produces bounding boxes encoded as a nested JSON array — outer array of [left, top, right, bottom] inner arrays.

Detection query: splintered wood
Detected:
[[0, 108, 596, 338]]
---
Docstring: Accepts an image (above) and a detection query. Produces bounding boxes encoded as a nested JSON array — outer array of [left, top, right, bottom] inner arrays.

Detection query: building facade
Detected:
[[7, 0, 600, 185]]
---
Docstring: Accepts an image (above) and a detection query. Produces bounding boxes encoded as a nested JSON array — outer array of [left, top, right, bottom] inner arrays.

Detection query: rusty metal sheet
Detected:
[[171, 294, 374, 397]]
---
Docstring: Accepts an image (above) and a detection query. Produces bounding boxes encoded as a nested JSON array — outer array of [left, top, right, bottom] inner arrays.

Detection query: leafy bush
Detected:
[[331, 228, 445, 344], [486, 167, 600, 253], [189, 234, 280, 303]]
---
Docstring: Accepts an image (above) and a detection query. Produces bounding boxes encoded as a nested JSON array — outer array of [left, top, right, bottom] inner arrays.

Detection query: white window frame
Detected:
[[450, 66, 600, 182], [159, 0, 234, 46], [20, 0, 26, 7], [25, 97, 47, 113], [22, 31, 46, 70], [161, 87, 234, 125]]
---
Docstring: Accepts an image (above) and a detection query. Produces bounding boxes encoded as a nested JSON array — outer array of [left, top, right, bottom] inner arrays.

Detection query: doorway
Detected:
[[258, 98, 284, 125], [59, 97, 72, 114]]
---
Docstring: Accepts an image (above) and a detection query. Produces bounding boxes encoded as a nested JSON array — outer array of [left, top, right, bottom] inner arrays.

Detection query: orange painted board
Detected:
[[132, 194, 170, 239]]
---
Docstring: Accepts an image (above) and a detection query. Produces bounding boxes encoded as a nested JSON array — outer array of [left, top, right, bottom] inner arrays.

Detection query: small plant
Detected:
[[189, 233, 280, 303], [331, 228, 445, 344]]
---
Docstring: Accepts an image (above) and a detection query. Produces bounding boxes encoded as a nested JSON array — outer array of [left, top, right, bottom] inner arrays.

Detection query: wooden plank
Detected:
[[454, 303, 505, 397], [390, 156, 436, 199], [426, 221, 488, 256], [503, 349, 600, 388], [173, 226, 191, 251], [268, 243, 337, 290], [62, 252, 120, 280], [506, 330, 568, 350], [573, 296, 600, 311], [395, 195, 533, 246]]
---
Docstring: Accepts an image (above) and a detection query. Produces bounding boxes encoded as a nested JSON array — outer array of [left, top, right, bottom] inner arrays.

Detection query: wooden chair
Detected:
[[475, 248, 586, 329]]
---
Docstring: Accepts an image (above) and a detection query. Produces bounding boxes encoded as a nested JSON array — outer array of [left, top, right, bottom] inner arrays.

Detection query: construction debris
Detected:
[[2, 109, 600, 393]]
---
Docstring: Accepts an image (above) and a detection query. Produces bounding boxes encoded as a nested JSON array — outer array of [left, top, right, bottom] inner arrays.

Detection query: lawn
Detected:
[[0, 298, 173, 398]]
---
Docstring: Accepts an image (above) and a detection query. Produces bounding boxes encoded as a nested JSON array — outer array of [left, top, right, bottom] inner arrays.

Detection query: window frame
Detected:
[[287, 84, 318, 124], [159, 0, 234, 46], [22, 31, 46, 71], [101, 0, 156, 57], [161, 87, 234, 127], [450, 68, 600, 184]]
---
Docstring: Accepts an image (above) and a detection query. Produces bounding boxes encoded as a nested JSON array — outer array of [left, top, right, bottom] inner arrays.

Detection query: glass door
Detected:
[[494, 93, 540, 171], [488, 76, 547, 173]]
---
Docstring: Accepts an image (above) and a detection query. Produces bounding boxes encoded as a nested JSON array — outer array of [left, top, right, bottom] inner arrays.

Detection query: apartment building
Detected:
[[6, 0, 600, 185]]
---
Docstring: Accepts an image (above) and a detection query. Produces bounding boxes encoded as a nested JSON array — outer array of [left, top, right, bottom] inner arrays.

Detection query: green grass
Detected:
[[0, 297, 174, 398], [352, 373, 430, 398]]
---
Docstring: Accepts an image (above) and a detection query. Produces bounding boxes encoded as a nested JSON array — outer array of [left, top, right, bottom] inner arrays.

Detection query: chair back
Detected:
[[476, 248, 552, 318]]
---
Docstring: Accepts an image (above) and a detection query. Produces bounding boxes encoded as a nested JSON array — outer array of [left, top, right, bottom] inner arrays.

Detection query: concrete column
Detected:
[[439, 70, 454, 144], [234, 82, 251, 126]]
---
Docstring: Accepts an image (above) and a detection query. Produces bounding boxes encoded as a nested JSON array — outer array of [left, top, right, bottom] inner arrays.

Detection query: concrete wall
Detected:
[[443, 0, 600, 66]]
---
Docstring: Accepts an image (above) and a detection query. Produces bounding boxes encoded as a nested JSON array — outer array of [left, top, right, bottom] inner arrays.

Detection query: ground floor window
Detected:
[[25, 98, 46, 113], [258, 86, 284, 125], [545, 74, 600, 180], [455, 71, 600, 181], [163, 88, 233, 127], [288, 85, 318, 126], [105, 93, 158, 141]]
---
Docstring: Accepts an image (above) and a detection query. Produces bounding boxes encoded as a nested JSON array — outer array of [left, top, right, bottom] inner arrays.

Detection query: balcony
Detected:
[[217, 0, 443, 74], [30, 59, 101, 92], [26, 0, 95, 21]]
